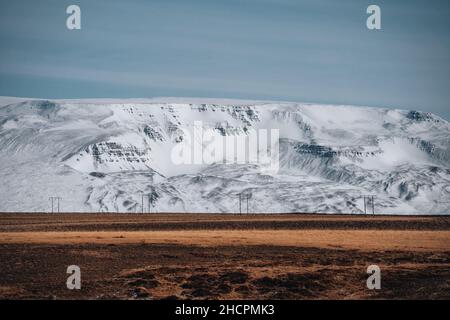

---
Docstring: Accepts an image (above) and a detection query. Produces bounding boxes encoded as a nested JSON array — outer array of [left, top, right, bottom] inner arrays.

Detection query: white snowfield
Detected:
[[0, 97, 449, 214]]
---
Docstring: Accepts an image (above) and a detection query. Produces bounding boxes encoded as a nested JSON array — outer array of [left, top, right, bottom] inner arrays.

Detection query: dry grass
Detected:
[[0, 213, 448, 300], [0, 229, 448, 252]]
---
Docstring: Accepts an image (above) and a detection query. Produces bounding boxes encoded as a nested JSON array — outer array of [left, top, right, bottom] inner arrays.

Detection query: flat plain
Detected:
[[0, 213, 448, 299]]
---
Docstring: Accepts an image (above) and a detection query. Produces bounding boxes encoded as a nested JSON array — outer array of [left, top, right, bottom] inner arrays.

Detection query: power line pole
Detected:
[[49, 197, 62, 213], [239, 193, 242, 215], [363, 195, 366, 214], [57, 197, 61, 213], [246, 194, 249, 214], [49, 197, 54, 214], [372, 195, 375, 215], [363, 195, 375, 215]]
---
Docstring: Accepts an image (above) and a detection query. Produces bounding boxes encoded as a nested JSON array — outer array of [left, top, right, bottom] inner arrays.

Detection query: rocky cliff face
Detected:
[[0, 98, 449, 214]]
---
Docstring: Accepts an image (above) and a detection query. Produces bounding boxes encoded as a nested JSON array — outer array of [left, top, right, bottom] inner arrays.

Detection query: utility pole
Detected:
[[363, 195, 366, 214], [239, 193, 242, 215], [372, 195, 375, 215], [237, 192, 251, 214], [138, 192, 145, 214], [49, 197, 54, 214], [239, 193, 242, 214], [246, 194, 249, 214], [363, 195, 375, 215], [49, 197, 62, 213]]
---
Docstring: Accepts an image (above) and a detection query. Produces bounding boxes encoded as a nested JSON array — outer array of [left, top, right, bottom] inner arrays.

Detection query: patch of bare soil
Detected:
[[0, 243, 448, 300], [0, 213, 448, 300]]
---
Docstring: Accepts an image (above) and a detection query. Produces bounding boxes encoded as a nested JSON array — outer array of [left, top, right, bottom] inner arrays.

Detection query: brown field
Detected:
[[0, 213, 449, 300]]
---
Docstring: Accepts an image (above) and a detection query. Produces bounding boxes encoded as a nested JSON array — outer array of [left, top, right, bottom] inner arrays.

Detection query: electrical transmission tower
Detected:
[[363, 195, 375, 214], [237, 192, 252, 214], [239, 193, 242, 215], [139, 190, 158, 214], [147, 194, 151, 213], [246, 194, 249, 214], [147, 187, 158, 214], [49, 196, 62, 214]]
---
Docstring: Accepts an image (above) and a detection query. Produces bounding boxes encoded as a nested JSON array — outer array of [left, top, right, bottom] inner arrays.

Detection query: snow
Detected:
[[0, 97, 449, 214]]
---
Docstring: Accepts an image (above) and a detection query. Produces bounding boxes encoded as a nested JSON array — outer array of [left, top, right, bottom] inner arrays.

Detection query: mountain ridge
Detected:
[[0, 98, 449, 214]]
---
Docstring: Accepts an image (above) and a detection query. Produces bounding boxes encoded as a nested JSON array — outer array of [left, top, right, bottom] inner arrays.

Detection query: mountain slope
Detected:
[[0, 98, 449, 214]]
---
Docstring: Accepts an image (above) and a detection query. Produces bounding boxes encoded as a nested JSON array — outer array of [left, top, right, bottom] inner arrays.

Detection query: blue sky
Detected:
[[0, 0, 449, 119]]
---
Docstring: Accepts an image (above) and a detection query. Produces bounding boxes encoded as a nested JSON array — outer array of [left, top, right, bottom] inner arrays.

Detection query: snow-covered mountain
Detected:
[[0, 97, 449, 214]]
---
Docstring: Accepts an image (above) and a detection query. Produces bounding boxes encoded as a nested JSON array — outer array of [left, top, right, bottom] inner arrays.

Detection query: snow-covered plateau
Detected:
[[0, 97, 449, 214]]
